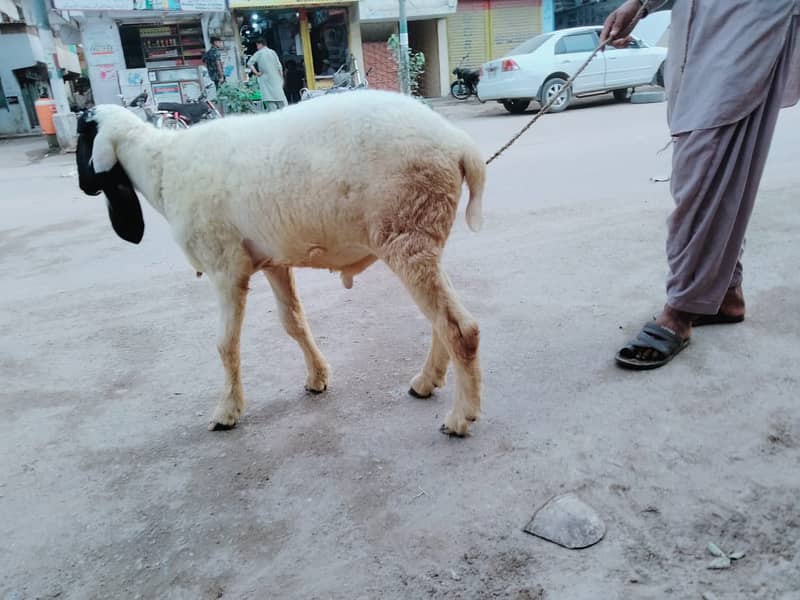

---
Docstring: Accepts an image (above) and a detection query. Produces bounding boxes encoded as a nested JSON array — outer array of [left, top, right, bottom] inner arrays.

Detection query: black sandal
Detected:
[[615, 323, 690, 370], [691, 313, 745, 327]]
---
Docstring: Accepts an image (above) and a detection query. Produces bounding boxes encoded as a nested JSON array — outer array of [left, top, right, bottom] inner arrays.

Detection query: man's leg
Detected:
[[617, 20, 797, 368], [666, 30, 795, 321]]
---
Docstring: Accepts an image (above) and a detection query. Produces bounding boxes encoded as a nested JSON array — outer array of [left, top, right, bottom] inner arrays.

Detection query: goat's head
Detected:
[[76, 109, 145, 245]]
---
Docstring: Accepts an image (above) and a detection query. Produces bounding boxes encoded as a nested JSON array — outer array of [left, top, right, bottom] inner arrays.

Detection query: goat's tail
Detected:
[[461, 146, 485, 232]]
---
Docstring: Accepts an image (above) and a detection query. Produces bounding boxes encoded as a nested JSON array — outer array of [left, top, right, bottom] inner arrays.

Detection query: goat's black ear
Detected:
[[104, 163, 144, 244], [76, 113, 103, 196]]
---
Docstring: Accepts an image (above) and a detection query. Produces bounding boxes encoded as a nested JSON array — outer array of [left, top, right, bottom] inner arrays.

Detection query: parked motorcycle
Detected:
[[157, 84, 222, 128], [450, 55, 480, 100], [300, 55, 372, 102], [122, 91, 170, 128]]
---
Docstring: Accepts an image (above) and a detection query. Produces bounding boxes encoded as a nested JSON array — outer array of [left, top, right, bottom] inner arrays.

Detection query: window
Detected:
[[309, 8, 349, 77], [555, 32, 597, 55], [606, 36, 643, 50], [510, 33, 555, 56]]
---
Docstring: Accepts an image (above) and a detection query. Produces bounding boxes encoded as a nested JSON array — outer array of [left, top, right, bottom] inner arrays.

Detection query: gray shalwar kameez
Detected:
[[654, 0, 800, 314]]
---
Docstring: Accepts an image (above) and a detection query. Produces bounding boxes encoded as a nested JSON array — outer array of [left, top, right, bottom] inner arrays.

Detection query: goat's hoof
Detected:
[[410, 372, 441, 398], [305, 384, 327, 395], [441, 409, 478, 437], [209, 420, 237, 431], [409, 386, 432, 399], [439, 423, 466, 437], [209, 403, 241, 431]]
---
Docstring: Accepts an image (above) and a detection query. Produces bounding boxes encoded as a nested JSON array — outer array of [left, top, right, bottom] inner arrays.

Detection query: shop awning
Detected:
[[56, 39, 82, 75], [0, 0, 21, 20]]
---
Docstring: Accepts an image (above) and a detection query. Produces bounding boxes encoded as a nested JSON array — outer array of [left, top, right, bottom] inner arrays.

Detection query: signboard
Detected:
[[231, 0, 345, 8], [53, 0, 133, 9], [53, 0, 223, 10], [91, 64, 119, 82], [180, 0, 225, 10], [134, 0, 181, 9], [85, 32, 118, 65], [152, 82, 183, 103]]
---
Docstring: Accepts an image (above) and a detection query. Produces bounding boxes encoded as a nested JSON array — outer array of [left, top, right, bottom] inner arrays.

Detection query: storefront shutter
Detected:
[[490, 0, 542, 59], [448, 0, 542, 75], [447, 0, 490, 73]]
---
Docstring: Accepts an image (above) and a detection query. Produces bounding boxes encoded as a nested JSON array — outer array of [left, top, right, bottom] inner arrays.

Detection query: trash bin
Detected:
[[34, 97, 59, 149]]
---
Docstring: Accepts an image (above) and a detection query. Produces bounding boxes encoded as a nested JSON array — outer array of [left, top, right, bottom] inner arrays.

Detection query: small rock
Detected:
[[707, 542, 725, 557], [524, 493, 606, 549], [707, 556, 731, 570], [729, 551, 746, 560]]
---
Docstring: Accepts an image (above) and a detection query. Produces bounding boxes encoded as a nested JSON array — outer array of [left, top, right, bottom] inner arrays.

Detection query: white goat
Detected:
[[76, 90, 486, 436]]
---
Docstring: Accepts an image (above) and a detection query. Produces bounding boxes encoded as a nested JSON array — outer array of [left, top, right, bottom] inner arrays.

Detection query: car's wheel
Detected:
[[450, 80, 470, 100], [502, 99, 530, 114], [655, 63, 665, 88], [541, 77, 571, 113], [613, 88, 632, 102]]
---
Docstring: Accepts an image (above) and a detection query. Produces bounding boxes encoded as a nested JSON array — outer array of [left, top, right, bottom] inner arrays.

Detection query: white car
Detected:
[[477, 26, 668, 114]]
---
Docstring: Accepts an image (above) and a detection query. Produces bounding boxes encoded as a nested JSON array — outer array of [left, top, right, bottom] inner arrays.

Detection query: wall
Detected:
[[361, 41, 398, 91], [348, 3, 365, 81], [408, 19, 440, 97], [0, 31, 45, 133], [80, 16, 127, 105], [359, 0, 457, 22]]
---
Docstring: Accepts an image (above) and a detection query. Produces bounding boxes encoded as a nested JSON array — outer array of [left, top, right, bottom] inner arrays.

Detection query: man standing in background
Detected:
[[247, 38, 288, 112], [203, 36, 226, 90]]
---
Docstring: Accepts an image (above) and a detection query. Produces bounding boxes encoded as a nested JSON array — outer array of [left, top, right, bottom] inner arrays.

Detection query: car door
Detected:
[[553, 31, 605, 94], [604, 37, 658, 88]]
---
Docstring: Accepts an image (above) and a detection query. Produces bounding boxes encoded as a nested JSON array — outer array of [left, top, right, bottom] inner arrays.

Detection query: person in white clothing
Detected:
[[247, 38, 288, 112]]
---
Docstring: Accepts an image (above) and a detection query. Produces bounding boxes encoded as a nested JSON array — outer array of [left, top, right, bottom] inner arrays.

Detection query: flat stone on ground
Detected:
[[525, 493, 606, 549]]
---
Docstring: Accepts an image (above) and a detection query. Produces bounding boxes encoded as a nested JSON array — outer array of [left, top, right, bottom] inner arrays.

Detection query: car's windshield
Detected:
[[510, 33, 555, 56]]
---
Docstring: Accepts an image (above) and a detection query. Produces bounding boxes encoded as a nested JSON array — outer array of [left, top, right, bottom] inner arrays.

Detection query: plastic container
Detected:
[[34, 98, 57, 135]]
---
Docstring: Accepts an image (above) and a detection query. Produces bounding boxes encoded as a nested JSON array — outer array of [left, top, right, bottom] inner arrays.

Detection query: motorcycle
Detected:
[[450, 55, 480, 100], [122, 91, 171, 128], [157, 84, 222, 128], [300, 55, 372, 102]]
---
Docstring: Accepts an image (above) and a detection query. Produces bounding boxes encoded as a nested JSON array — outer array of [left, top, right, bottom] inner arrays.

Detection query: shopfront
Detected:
[[118, 18, 210, 103], [53, 0, 229, 106], [230, 0, 361, 92]]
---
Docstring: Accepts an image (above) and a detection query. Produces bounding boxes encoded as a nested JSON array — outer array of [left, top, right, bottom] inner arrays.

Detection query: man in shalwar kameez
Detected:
[[605, 0, 800, 369]]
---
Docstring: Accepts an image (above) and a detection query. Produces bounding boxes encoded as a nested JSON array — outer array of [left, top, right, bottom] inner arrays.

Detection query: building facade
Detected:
[[1, 0, 558, 135], [49, 0, 230, 106], [1, 0, 81, 134], [447, 0, 543, 73]]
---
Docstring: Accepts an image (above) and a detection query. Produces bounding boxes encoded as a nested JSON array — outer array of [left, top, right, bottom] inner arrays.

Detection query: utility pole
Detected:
[[29, 0, 71, 114], [398, 0, 410, 94]]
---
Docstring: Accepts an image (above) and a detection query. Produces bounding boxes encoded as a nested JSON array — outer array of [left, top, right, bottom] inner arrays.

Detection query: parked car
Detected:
[[477, 26, 667, 114]]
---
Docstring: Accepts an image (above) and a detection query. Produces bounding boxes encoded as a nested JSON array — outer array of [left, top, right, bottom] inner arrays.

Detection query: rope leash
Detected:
[[485, 0, 653, 165]]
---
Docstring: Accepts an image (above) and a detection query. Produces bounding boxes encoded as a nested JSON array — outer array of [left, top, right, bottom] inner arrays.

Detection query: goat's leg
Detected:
[[264, 266, 330, 393], [409, 327, 449, 398], [208, 271, 250, 431], [386, 255, 481, 436]]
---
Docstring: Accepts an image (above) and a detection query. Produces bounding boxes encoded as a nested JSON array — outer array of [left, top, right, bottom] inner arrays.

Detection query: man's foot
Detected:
[[615, 305, 692, 370], [691, 286, 746, 326]]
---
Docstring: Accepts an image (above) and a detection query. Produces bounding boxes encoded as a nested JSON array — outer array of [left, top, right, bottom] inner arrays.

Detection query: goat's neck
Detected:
[[114, 128, 167, 216]]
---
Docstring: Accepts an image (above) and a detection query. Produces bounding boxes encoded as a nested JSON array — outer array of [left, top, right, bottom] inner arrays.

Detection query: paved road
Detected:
[[1, 97, 798, 599]]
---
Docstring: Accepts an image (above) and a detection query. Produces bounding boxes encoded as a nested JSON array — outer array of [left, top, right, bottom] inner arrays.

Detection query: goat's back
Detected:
[[159, 91, 483, 262]]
